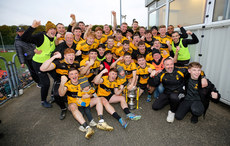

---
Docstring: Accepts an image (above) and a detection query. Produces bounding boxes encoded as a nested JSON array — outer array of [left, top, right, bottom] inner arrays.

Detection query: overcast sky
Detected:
[[0, 0, 148, 27]]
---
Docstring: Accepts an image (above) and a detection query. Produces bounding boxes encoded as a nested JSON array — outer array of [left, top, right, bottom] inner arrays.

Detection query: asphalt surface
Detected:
[[0, 83, 230, 146]]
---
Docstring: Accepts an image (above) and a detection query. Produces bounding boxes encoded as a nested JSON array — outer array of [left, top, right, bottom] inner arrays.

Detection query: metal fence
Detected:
[[0, 53, 34, 105]]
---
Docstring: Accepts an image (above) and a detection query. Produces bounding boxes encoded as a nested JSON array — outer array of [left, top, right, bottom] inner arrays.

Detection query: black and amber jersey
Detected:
[[94, 36, 107, 47], [80, 58, 100, 78], [105, 44, 117, 53], [76, 40, 97, 59], [129, 42, 138, 51], [103, 30, 113, 38], [73, 37, 84, 45], [52, 59, 80, 79], [117, 76, 128, 86], [117, 62, 137, 79], [64, 80, 91, 106], [114, 36, 128, 47], [64, 80, 89, 106], [115, 47, 133, 57], [137, 63, 155, 85], [97, 76, 118, 97], [154, 35, 172, 58]]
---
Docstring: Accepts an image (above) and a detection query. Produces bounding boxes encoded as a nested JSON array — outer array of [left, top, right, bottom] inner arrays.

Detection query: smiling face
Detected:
[[97, 47, 106, 56], [121, 24, 128, 33], [64, 53, 75, 64], [87, 36, 95, 45], [89, 51, 98, 60], [124, 55, 132, 64], [188, 67, 201, 80], [47, 28, 57, 38], [109, 70, 117, 82], [73, 29, 82, 38], [153, 40, 161, 49], [103, 25, 111, 34], [137, 57, 146, 68], [68, 70, 79, 84], [172, 32, 180, 43], [107, 38, 114, 47], [139, 28, 145, 36], [167, 25, 174, 35], [95, 30, 103, 39], [65, 33, 74, 46], [164, 59, 174, 73], [138, 44, 146, 54], [56, 24, 66, 35]]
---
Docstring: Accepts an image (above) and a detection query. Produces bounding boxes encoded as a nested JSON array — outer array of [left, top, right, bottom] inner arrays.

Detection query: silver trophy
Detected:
[[127, 88, 139, 110]]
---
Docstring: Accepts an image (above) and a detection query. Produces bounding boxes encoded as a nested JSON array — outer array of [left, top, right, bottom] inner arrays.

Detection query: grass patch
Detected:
[[0, 51, 21, 70]]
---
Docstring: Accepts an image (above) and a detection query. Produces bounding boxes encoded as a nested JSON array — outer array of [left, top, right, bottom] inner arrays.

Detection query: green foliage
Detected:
[[0, 25, 45, 45]]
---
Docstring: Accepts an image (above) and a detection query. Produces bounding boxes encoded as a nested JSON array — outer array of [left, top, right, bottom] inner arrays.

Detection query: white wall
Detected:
[[187, 25, 230, 105]]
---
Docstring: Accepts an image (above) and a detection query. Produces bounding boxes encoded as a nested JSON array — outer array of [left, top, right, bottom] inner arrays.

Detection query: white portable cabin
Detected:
[[145, 0, 230, 105]]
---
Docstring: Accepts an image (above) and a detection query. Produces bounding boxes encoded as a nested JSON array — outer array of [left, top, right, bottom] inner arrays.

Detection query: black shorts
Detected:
[[137, 83, 147, 90], [148, 77, 155, 87], [104, 94, 113, 101]]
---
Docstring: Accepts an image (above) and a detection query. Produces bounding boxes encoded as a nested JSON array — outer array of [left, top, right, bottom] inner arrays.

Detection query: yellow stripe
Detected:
[[160, 73, 165, 82], [177, 71, 184, 78]]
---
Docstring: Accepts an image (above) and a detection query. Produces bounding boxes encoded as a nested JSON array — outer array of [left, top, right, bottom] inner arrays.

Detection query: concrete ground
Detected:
[[0, 84, 230, 146]]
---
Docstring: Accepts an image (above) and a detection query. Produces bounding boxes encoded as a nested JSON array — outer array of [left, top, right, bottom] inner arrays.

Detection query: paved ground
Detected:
[[0, 83, 230, 146]]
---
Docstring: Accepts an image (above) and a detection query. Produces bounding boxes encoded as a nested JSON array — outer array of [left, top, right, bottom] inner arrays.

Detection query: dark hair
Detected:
[[98, 44, 106, 49], [107, 36, 114, 40], [116, 29, 122, 34], [138, 41, 145, 46], [56, 23, 64, 26], [68, 67, 79, 74], [122, 40, 130, 45], [151, 26, 158, 31], [105, 50, 112, 55], [172, 31, 180, 36], [124, 52, 131, 56], [137, 54, 145, 60], [110, 68, 118, 73], [145, 30, 152, 34], [89, 49, 98, 54], [188, 62, 202, 69], [73, 27, 81, 31]]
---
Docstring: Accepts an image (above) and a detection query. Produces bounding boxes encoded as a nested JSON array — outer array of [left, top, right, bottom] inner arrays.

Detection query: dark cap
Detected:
[[16, 27, 24, 32]]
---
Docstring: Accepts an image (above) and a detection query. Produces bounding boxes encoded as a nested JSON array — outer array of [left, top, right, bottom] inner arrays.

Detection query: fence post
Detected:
[[0, 57, 14, 105], [12, 54, 20, 88], [8, 61, 19, 97]]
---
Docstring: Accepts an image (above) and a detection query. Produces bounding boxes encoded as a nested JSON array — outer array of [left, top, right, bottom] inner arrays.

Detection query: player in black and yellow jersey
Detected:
[[136, 55, 156, 102], [144, 30, 156, 48], [80, 49, 100, 83], [129, 33, 141, 51], [97, 44, 106, 62], [114, 29, 128, 48], [132, 41, 151, 63], [154, 25, 172, 58], [58, 68, 94, 139], [94, 26, 107, 46], [105, 36, 117, 54], [115, 40, 133, 58], [94, 68, 141, 129], [58, 68, 114, 138], [76, 32, 97, 59], [40, 48, 80, 120], [117, 52, 137, 90], [73, 27, 84, 45]]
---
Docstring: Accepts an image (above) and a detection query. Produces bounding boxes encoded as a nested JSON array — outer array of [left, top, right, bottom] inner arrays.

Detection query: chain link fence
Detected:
[[0, 51, 34, 105]]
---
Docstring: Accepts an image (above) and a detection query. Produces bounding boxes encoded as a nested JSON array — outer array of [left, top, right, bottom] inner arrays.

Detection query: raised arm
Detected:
[[58, 76, 68, 97], [110, 56, 123, 69], [80, 59, 95, 75], [112, 11, 117, 31], [21, 20, 44, 47], [40, 52, 61, 72], [94, 68, 108, 84]]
